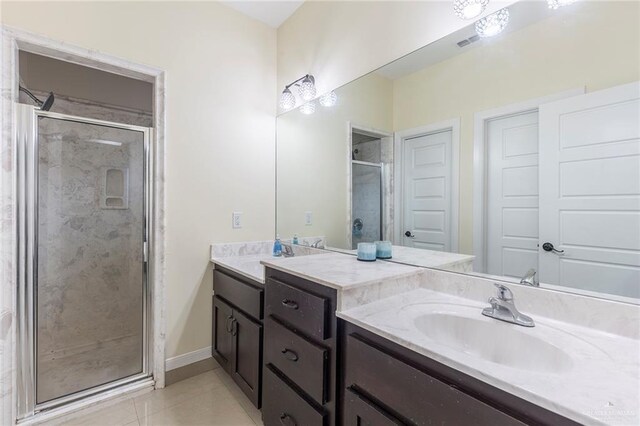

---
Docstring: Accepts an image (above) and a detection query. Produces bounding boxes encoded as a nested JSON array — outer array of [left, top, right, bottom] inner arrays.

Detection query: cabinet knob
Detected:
[[281, 348, 299, 362], [279, 413, 296, 426], [281, 299, 299, 310]]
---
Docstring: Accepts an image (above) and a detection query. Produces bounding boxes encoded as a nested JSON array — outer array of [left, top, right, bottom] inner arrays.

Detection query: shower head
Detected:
[[19, 86, 55, 111], [41, 92, 55, 111]]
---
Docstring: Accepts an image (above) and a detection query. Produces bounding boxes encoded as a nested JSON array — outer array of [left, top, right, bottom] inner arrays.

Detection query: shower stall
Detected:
[[351, 161, 383, 249], [16, 104, 152, 417]]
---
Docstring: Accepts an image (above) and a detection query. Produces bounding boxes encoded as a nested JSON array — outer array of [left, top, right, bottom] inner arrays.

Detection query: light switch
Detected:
[[305, 211, 312, 226], [232, 212, 242, 229]]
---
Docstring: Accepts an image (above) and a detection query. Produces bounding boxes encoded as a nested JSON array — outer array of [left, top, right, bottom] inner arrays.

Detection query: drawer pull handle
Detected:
[[225, 315, 233, 333], [281, 348, 299, 362], [281, 299, 299, 310], [279, 413, 296, 426]]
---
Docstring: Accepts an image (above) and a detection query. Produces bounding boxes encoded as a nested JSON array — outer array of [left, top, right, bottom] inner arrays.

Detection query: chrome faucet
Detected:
[[309, 239, 324, 249], [281, 243, 295, 258], [482, 284, 535, 327], [520, 268, 539, 287]]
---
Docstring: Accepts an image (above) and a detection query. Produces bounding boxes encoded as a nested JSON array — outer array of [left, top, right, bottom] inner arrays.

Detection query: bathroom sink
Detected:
[[413, 311, 573, 373]]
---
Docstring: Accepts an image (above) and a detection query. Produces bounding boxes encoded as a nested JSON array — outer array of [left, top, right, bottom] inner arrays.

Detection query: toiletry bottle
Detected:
[[292, 234, 299, 245], [273, 234, 282, 257]]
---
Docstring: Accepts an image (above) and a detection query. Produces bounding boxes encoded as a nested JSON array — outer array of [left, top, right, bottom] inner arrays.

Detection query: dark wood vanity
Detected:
[[211, 267, 263, 407], [262, 268, 339, 426], [213, 266, 580, 426]]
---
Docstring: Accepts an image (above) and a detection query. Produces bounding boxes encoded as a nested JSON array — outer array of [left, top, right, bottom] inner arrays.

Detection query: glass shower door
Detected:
[[35, 114, 147, 405], [352, 162, 383, 249]]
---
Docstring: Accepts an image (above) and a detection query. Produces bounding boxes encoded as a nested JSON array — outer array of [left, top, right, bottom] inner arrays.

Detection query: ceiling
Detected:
[[221, 1, 304, 28]]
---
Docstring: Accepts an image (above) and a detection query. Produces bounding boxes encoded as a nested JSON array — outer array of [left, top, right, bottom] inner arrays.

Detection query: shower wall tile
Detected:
[[36, 117, 145, 402]]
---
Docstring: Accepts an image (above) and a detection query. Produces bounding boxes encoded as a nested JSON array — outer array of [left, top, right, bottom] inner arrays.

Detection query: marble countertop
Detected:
[[338, 288, 640, 426], [261, 252, 423, 290], [211, 253, 273, 283], [327, 245, 474, 269]]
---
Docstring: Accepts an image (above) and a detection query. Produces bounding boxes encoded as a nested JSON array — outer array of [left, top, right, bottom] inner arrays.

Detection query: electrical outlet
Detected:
[[232, 212, 242, 229], [304, 211, 312, 226]]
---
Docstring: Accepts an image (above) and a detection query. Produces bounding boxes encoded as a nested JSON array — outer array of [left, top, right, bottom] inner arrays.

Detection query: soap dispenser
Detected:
[[292, 234, 299, 245], [273, 234, 282, 257]]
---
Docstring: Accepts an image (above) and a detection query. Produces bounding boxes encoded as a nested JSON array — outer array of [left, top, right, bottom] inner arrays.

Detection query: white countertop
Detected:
[[260, 252, 423, 290], [338, 288, 640, 426], [211, 253, 273, 283], [328, 245, 474, 270]]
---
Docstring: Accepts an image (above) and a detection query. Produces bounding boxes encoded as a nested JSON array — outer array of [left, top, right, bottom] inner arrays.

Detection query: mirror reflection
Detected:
[[276, 0, 640, 302]]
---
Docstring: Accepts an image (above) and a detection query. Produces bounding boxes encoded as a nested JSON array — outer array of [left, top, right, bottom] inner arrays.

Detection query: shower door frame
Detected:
[[16, 104, 154, 418]]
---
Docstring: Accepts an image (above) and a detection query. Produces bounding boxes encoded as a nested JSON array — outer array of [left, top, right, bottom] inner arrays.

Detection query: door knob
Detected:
[[542, 242, 564, 254], [405, 231, 415, 238]]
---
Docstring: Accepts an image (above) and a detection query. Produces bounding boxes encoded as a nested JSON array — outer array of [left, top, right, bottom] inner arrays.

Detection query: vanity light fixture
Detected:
[[547, 0, 577, 9], [319, 91, 338, 107], [475, 8, 509, 37], [453, 0, 489, 20], [279, 88, 296, 110], [279, 74, 317, 111], [299, 101, 316, 115]]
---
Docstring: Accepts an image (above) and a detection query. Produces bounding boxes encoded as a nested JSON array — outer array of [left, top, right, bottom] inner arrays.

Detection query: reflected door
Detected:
[[36, 115, 147, 404], [402, 130, 453, 251], [485, 111, 539, 278], [539, 82, 640, 298]]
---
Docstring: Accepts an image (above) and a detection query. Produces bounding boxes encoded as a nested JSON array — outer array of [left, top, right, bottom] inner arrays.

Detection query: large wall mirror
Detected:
[[277, 0, 640, 303]]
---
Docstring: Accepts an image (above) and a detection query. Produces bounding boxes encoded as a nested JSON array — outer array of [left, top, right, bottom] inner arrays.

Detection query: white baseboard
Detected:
[[165, 346, 212, 371]]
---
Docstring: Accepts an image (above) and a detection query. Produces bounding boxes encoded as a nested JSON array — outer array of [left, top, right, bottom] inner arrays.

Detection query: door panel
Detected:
[[212, 296, 234, 372], [539, 82, 640, 298], [231, 308, 262, 407], [486, 111, 539, 278], [403, 130, 453, 251], [36, 116, 146, 404]]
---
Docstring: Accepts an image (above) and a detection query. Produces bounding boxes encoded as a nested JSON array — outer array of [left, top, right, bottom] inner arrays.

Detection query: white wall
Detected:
[[1, 1, 277, 359], [276, 0, 515, 101]]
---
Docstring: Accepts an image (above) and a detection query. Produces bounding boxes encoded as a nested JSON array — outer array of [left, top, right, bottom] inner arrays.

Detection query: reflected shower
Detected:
[[19, 86, 54, 111]]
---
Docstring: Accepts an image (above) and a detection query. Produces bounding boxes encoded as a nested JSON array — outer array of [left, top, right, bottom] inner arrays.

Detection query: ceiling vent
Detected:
[[457, 34, 480, 48]]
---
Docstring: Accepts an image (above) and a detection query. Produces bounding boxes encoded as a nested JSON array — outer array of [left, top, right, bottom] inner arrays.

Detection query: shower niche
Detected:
[[101, 167, 129, 209]]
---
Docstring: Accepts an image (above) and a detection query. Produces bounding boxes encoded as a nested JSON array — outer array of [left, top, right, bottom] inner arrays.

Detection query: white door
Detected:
[[486, 111, 539, 278], [539, 82, 640, 298], [403, 130, 452, 251]]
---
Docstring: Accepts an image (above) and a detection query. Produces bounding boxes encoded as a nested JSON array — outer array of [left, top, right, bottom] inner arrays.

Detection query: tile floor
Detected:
[[43, 368, 263, 425]]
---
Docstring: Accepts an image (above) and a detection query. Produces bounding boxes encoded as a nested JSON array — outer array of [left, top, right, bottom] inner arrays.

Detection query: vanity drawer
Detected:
[[345, 333, 526, 426], [265, 316, 328, 404], [262, 365, 326, 426], [213, 269, 263, 319], [344, 387, 403, 426], [265, 277, 329, 341]]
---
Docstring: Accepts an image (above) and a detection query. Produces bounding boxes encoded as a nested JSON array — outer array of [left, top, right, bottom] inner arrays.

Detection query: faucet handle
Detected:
[[494, 283, 513, 301]]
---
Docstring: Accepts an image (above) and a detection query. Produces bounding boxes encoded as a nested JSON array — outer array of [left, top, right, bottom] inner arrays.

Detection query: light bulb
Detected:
[[453, 0, 489, 20], [298, 75, 316, 101], [279, 88, 296, 110], [299, 102, 316, 115], [319, 91, 337, 107], [475, 8, 509, 38], [547, 0, 577, 9]]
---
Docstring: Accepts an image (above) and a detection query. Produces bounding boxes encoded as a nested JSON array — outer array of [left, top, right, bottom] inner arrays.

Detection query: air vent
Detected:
[[457, 34, 480, 48]]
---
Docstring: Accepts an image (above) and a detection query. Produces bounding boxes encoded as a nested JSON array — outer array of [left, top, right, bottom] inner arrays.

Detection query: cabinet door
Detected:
[[212, 296, 234, 372], [231, 307, 263, 407]]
